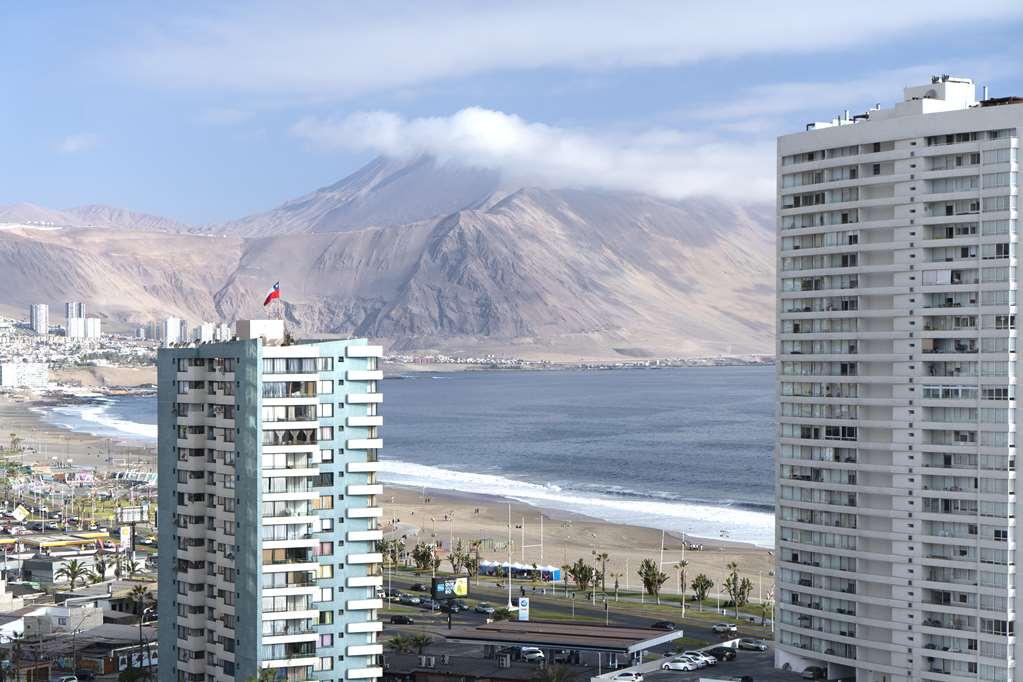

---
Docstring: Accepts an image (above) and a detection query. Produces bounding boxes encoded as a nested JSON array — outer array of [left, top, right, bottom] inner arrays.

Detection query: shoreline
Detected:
[[3, 390, 775, 587]]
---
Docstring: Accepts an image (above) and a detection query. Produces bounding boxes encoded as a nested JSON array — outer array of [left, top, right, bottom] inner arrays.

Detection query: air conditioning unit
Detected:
[[420, 656, 436, 668], [498, 654, 511, 668], [440, 655, 451, 665]]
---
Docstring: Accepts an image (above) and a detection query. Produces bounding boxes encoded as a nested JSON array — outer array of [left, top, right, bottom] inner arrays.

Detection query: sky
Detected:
[[1, 1, 1021, 225]]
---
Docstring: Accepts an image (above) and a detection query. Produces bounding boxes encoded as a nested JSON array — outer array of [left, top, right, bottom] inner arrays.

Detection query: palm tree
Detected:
[[492, 607, 514, 622], [55, 559, 89, 592], [592, 552, 610, 594], [386, 634, 413, 654], [408, 633, 432, 655], [675, 559, 689, 606], [245, 670, 281, 682], [532, 665, 578, 682], [124, 558, 141, 578]]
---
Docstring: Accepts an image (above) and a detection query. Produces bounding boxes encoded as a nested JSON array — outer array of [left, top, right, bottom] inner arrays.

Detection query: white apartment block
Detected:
[[67, 316, 101, 339], [29, 304, 48, 335], [776, 76, 1020, 681], [164, 317, 183, 346], [0, 362, 48, 390], [157, 320, 384, 682]]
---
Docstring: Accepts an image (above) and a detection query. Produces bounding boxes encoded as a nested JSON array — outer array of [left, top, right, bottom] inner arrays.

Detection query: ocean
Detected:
[[36, 365, 776, 546]]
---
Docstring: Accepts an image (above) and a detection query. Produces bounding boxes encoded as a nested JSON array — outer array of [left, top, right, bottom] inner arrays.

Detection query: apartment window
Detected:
[[318, 426, 334, 441], [316, 357, 333, 372], [317, 403, 334, 418], [872, 163, 880, 176], [318, 380, 333, 394], [319, 541, 334, 556], [320, 449, 334, 463]]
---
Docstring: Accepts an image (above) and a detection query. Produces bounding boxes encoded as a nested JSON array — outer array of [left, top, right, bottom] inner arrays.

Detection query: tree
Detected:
[[124, 558, 141, 578], [411, 543, 439, 572], [377, 539, 401, 567], [723, 562, 753, 618], [7, 433, 22, 457], [464, 542, 480, 579], [560, 564, 570, 592], [592, 552, 610, 594], [408, 633, 432, 654], [608, 572, 623, 600], [691, 574, 713, 612], [567, 558, 595, 592], [56, 559, 89, 592], [532, 665, 578, 682], [637, 558, 668, 604], [675, 559, 688, 605], [386, 635, 413, 654], [130, 584, 154, 617], [448, 539, 466, 574]]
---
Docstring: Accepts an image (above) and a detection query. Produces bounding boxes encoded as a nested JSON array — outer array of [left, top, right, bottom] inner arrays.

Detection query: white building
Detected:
[[214, 322, 232, 342], [0, 362, 48, 389], [163, 317, 182, 345], [65, 301, 85, 320], [192, 321, 215, 343], [776, 76, 1020, 681], [29, 304, 48, 335], [67, 316, 101, 339], [157, 320, 384, 682]]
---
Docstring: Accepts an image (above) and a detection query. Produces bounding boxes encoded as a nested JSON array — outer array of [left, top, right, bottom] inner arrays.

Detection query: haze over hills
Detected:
[[0, 156, 775, 359]]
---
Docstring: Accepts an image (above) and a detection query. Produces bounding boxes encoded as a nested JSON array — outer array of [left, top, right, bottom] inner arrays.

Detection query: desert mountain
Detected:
[[0, 156, 774, 359], [0, 202, 192, 232]]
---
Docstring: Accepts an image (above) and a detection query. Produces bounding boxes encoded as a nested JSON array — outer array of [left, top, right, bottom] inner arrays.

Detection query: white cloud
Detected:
[[292, 107, 776, 201], [55, 133, 102, 154], [109, 1, 1023, 97]]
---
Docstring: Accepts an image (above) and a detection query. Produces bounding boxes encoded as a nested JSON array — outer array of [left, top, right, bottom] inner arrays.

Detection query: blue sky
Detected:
[[1, 1, 1021, 224]]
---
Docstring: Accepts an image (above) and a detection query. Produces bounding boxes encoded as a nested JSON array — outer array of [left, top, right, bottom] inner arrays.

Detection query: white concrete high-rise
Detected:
[[65, 301, 85, 320], [157, 320, 384, 682], [164, 317, 183, 345], [776, 76, 1020, 681], [29, 304, 48, 335]]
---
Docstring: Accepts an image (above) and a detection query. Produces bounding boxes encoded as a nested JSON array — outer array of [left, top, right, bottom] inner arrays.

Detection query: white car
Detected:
[[712, 622, 738, 634], [520, 647, 545, 662], [661, 657, 698, 672], [475, 602, 496, 614], [682, 651, 717, 666], [611, 673, 644, 682]]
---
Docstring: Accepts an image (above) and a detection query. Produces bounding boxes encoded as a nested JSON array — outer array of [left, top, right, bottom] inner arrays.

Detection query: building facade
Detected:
[[67, 317, 102, 339], [0, 361, 48, 389], [776, 76, 1020, 681], [66, 302, 85, 320], [157, 320, 384, 682], [29, 304, 48, 335]]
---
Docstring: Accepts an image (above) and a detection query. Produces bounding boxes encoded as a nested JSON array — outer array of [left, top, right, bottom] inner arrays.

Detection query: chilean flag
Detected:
[[263, 281, 281, 306]]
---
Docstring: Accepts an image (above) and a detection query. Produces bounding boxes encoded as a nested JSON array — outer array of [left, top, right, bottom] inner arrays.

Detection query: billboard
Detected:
[[432, 576, 469, 600], [517, 597, 529, 621]]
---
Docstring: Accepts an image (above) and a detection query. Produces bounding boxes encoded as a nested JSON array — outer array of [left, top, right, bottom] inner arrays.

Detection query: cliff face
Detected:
[[0, 157, 774, 359]]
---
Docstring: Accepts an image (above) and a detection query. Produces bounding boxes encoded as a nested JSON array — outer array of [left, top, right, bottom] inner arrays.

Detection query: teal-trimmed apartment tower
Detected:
[[157, 320, 384, 682]]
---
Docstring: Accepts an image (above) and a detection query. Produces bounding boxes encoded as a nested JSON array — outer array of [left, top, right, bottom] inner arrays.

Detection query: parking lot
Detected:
[[642, 647, 804, 682]]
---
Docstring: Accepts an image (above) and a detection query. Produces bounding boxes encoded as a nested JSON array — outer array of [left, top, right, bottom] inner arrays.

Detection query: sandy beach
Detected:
[[0, 391, 773, 593]]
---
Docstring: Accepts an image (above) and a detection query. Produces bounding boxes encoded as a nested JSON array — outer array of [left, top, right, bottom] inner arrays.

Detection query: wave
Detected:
[[38, 400, 158, 442], [375, 460, 775, 548]]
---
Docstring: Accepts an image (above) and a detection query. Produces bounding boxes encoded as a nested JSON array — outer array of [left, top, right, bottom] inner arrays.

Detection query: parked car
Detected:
[[610, 672, 643, 682], [54, 676, 78, 682], [398, 594, 421, 605], [650, 620, 677, 630], [712, 622, 739, 634], [74, 671, 96, 681], [661, 657, 698, 672], [410, 583, 430, 592], [520, 647, 545, 662], [420, 598, 440, 610], [737, 638, 768, 652], [440, 602, 462, 613], [475, 602, 496, 615], [682, 650, 717, 666], [677, 654, 706, 668], [801, 666, 826, 680], [704, 646, 737, 661], [389, 615, 415, 625]]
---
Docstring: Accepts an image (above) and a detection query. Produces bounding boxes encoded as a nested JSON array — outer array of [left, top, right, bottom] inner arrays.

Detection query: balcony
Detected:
[[346, 345, 383, 358]]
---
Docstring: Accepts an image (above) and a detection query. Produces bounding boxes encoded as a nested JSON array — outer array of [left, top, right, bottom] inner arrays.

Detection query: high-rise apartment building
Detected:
[[67, 317, 101, 339], [164, 317, 183, 345], [66, 301, 85, 320], [29, 304, 48, 335], [776, 76, 1020, 681], [157, 320, 384, 682]]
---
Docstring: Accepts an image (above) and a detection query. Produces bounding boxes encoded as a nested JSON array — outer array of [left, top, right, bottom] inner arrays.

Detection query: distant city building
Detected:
[[65, 301, 85, 320], [775, 76, 1019, 681], [214, 322, 232, 342], [136, 327, 146, 340], [179, 318, 189, 344], [162, 317, 182, 345], [157, 320, 384, 682], [192, 321, 215, 343], [29, 304, 48, 335], [0, 361, 48, 389], [67, 316, 101, 340]]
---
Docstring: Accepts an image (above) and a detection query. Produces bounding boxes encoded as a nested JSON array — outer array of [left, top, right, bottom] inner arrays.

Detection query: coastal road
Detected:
[[379, 572, 767, 647]]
